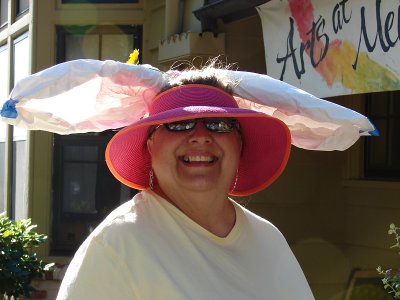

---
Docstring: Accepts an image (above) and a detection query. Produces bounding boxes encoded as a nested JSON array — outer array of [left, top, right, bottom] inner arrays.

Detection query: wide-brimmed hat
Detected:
[[1, 60, 376, 151], [105, 84, 291, 197]]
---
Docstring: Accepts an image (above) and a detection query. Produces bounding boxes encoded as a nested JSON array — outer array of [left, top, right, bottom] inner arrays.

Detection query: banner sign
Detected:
[[257, 0, 400, 98]]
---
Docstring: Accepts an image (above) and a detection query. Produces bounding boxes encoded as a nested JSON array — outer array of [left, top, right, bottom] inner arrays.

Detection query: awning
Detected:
[[193, 0, 270, 32]]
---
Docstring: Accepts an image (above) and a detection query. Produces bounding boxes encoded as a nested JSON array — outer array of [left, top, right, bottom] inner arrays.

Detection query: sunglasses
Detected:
[[150, 118, 240, 135]]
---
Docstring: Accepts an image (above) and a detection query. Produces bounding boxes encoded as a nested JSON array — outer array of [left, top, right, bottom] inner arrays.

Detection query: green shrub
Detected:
[[377, 223, 400, 299], [0, 213, 54, 299]]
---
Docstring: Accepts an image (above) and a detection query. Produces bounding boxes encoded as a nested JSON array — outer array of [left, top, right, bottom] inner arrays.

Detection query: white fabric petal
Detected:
[[1, 59, 376, 150], [2, 59, 166, 134], [226, 70, 376, 151]]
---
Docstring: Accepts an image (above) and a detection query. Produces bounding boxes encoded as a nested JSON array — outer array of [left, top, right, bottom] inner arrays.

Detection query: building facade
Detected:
[[1, 0, 399, 299]]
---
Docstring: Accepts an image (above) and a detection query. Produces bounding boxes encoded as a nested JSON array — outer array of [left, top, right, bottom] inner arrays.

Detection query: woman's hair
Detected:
[[160, 58, 238, 94], [151, 58, 244, 150]]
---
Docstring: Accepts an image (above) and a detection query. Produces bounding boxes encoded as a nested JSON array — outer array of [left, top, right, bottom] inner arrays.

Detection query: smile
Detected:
[[182, 155, 217, 163]]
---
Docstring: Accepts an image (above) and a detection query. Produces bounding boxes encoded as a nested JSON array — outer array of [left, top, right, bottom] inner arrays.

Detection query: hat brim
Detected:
[[106, 106, 291, 197]]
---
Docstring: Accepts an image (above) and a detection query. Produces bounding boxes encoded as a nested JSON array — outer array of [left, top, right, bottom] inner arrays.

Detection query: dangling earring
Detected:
[[149, 169, 154, 190], [230, 169, 239, 193]]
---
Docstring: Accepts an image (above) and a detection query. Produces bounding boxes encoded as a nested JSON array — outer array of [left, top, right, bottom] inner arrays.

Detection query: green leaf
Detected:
[[25, 225, 37, 233], [2, 231, 12, 238], [43, 262, 55, 271]]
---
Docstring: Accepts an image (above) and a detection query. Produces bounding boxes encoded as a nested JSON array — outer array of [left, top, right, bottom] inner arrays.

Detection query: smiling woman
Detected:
[[147, 113, 242, 214], [55, 64, 315, 299]]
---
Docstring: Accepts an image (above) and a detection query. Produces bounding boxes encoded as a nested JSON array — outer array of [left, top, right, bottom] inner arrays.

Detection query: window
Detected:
[[364, 90, 400, 179], [52, 25, 142, 255], [13, 32, 29, 85], [16, 0, 29, 16], [11, 32, 29, 220], [0, 44, 8, 213], [62, 0, 138, 3], [56, 25, 142, 63], [1, 0, 29, 27], [0, 0, 8, 27], [52, 133, 136, 255]]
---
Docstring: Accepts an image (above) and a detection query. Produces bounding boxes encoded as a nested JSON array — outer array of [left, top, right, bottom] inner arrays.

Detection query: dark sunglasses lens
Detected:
[[205, 119, 237, 132], [165, 120, 196, 131], [164, 118, 239, 132]]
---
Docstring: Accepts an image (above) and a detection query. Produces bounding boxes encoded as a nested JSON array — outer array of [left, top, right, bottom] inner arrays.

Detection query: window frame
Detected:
[[52, 131, 137, 255], [51, 24, 142, 255], [364, 90, 400, 180], [56, 25, 142, 64]]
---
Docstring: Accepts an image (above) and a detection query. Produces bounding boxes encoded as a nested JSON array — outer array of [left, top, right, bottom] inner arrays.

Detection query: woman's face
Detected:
[[147, 119, 242, 195]]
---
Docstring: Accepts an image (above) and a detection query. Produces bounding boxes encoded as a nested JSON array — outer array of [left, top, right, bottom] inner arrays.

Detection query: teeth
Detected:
[[183, 155, 215, 163]]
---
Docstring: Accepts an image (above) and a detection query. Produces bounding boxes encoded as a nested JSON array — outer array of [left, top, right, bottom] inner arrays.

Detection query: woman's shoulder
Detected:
[[234, 201, 285, 238], [90, 191, 153, 240]]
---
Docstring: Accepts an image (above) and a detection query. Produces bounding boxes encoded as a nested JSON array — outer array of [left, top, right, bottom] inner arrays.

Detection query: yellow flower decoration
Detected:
[[126, 49, 140, 65]]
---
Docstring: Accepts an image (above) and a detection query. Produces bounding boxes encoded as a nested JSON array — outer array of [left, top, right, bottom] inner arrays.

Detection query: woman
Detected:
[[56, 70, 315, 299]]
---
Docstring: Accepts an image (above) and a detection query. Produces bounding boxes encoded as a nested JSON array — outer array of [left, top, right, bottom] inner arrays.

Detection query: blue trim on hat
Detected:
[[367, 128, 380, 136], [363, 117, 379, 136], [1, 99, 19, 118]]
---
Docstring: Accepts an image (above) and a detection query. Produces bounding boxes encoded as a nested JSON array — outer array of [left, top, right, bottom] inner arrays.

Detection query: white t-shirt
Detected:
[[57, 190, 314, 299]]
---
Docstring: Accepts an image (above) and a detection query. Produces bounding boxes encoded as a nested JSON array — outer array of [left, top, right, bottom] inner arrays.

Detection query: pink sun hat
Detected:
[[105, 84, 291, 197]]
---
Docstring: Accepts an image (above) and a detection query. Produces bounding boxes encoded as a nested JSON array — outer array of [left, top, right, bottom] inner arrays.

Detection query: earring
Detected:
[[149, 169, 154, 190], [230, 169, 239, 193]]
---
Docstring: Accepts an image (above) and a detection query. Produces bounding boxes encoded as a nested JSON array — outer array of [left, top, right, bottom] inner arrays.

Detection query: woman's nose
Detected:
[[188, 122, 212, 144]]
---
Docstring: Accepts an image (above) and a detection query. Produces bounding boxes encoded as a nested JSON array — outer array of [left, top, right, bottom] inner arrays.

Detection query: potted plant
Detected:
[[0, 213, 54, 299], [377, 223, 400, 299]]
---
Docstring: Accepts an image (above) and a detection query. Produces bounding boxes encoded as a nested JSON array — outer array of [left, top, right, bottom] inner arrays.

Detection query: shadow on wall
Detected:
[[292, 238, 390, 300]]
